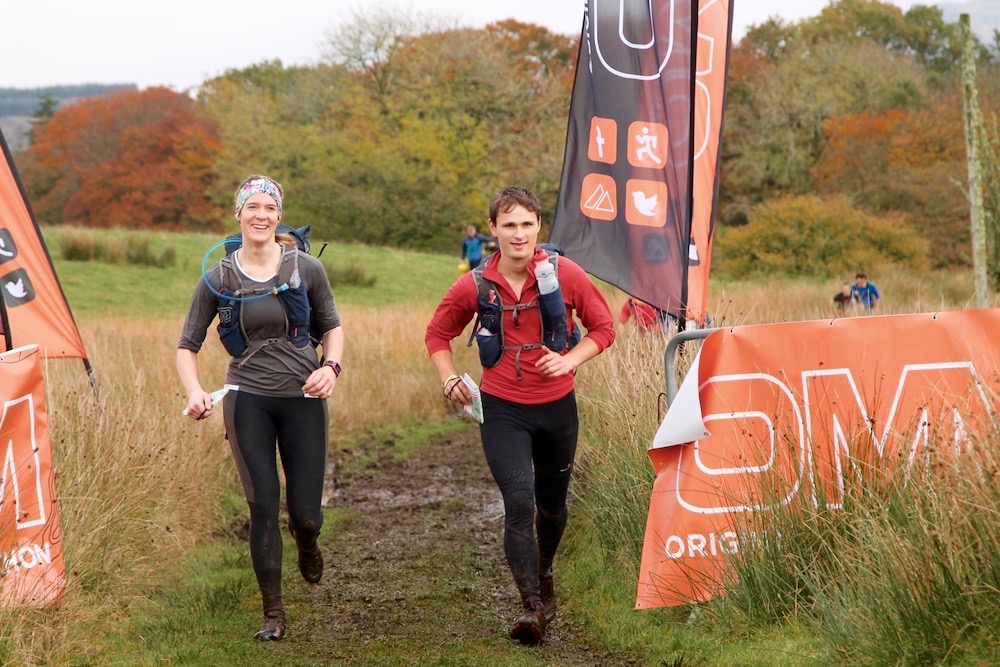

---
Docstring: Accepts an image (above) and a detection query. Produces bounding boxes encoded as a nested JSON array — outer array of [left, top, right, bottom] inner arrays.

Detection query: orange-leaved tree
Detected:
[[812, 90, 971, 267], [18, 87, 224, 230]]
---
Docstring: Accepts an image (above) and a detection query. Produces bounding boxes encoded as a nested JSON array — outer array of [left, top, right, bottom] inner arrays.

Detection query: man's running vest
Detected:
[[215, 243, 315, 358], [466, 247, 581, 380]]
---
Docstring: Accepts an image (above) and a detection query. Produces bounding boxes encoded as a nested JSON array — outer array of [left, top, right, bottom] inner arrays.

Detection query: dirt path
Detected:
[[280, 426, 638, 666]]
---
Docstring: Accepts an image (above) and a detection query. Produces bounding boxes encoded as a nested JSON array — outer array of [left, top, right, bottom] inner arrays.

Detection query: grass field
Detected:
[[5, 226, 999, 665]]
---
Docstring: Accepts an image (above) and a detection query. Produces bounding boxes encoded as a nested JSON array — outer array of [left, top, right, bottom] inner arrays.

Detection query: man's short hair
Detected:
[[489, 186, 541, 223], [855, 272, 867, 280]]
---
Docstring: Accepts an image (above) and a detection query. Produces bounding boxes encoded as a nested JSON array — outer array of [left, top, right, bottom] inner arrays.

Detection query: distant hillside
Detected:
[[938, 0, 1000, 42], [0, 83, 136, 116], [0, 83, 137, 153], [0, 116, 32, 153]]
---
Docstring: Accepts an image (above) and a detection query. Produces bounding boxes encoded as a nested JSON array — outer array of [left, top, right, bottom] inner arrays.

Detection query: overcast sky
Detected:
[[1, 0, 924, 91]]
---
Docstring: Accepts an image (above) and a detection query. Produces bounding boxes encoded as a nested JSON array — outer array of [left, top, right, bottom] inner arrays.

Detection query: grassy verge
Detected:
[[567, 319, 1000, 666], [100, 507, 352, 667], [41, 226, 465, 319], [11, 228, 999, 665]]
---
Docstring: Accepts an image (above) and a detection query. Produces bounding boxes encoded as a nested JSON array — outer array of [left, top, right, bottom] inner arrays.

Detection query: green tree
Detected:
[[28, 93, 59, 145], [715, 194, 928, 279], [295, 16, 575, 250]]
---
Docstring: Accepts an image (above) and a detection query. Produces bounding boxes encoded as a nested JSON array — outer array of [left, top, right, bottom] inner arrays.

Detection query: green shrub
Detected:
[[320, 258, 377, 288], [715, 194, 928, 279], [58, 228, 177, 268]]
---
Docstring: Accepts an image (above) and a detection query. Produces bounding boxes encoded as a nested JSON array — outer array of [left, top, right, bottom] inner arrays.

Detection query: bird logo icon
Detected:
[[631, 190, 658, 217], [5, 278, 27, 298]]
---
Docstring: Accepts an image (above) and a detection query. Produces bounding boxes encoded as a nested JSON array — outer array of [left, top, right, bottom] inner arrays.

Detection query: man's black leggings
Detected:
[[223, 391, 328, 593], [480, 391, 578, 601]]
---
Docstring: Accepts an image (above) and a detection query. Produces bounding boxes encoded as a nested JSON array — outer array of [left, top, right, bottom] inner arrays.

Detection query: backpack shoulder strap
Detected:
[[218, 255, 241, 295], [276, 243, 302, 289], [466, 266, 495, 348]]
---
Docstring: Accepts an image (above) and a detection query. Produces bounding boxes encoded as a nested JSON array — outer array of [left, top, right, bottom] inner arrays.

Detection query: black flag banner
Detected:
[[551, 0, 733, 323]]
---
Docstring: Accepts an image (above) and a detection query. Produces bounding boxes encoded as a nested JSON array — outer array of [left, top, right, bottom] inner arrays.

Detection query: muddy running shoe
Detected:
[[539, 570, 556, 622], [509, 596, 547, 645], [254, 610, 286, 641], [298, 545, 324, 584], [290, 524, 324, 583]]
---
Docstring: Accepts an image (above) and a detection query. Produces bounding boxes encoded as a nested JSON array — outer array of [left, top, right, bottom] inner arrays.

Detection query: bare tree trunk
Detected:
[[960, 14, 989, 308]]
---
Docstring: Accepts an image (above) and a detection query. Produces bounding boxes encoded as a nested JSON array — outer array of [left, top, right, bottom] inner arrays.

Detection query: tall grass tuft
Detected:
[[574, 289, 1000, 665], [320, 259, 378, 288], [806, 446, 1000, 664], [57, 227, 177, 268], [0, 319, 236, 664], [572, 326, 681, 578], [706, 437, 1000, 664]]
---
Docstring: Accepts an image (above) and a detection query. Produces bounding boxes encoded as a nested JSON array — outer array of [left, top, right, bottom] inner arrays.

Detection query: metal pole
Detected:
[[664, 328, 717, 405], [0, 293, 10, 352]]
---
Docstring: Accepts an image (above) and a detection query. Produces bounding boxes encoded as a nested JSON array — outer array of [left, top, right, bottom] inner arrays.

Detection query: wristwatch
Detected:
[[324, 360, 342, 377]]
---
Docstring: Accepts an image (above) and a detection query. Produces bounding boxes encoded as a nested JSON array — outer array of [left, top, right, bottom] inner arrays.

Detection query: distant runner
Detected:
[[851, 272, 881, 314], [832, 281, 859, 316], [461, 224, 496, 269]]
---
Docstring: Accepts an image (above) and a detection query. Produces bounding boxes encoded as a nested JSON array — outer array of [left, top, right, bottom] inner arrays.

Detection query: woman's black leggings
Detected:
[[480, 391, 578, 601], [223, 391, 328, 593]]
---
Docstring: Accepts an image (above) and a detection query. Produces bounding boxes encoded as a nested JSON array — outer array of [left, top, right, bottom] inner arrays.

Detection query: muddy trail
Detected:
[[270, 426, 640, 666]]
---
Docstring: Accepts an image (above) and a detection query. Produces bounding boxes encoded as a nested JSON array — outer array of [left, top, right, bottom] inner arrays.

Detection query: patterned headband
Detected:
[[234, 177, 283, 217]]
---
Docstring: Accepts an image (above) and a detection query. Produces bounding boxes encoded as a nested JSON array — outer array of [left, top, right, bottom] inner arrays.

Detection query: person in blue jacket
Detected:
[[851, 272, 881, 314], [461, 225, 496, 269]]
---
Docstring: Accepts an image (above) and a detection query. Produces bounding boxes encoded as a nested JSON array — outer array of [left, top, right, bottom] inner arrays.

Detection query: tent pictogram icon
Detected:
[[580, 174, 617, 221]]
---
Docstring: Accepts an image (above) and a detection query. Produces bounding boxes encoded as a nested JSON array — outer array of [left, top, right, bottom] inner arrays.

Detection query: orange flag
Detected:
[[0, 129, 87, 359], [551, 0, 733, 326], [0, 344, 67, 606]]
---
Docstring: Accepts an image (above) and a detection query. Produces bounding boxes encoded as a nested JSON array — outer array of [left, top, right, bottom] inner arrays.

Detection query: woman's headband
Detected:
[[235, 177, 283, 217]]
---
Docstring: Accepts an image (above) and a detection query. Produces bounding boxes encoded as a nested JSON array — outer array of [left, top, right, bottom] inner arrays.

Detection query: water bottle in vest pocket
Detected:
[[534, 260, 568, 352], [537, 290, 568, 352], [277, 282, 312, 349]]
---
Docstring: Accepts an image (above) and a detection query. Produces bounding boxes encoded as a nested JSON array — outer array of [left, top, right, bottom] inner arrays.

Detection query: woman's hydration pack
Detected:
[[214, 229, 317, 358]]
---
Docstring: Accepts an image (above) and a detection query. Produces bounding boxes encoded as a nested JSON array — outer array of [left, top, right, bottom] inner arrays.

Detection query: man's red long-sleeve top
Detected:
[[425, 248, 616, 405]]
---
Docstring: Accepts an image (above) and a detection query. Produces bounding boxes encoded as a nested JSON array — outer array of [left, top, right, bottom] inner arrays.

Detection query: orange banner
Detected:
[[0, 130, 87, 358], [637, 310, 1000, 608], [686, 0, 732, 326], [0, 345, 66, 606]]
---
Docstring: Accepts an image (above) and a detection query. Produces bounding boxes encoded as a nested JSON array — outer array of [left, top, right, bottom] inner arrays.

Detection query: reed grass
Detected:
[[57, 227, 178, 268], [6, 228, 998, 665], [0, 297, 476, 663], [571, 279, 1000, 665]]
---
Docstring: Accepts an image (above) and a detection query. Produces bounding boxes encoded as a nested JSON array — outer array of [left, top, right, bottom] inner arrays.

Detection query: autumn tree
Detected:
[[721, 37, 927, 222], [714, 194, 927, 278], [19, 87, 223, 230], [812, 92, 972, 267], [197, 15, 576, 252], [720, 0, 988, 230]]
